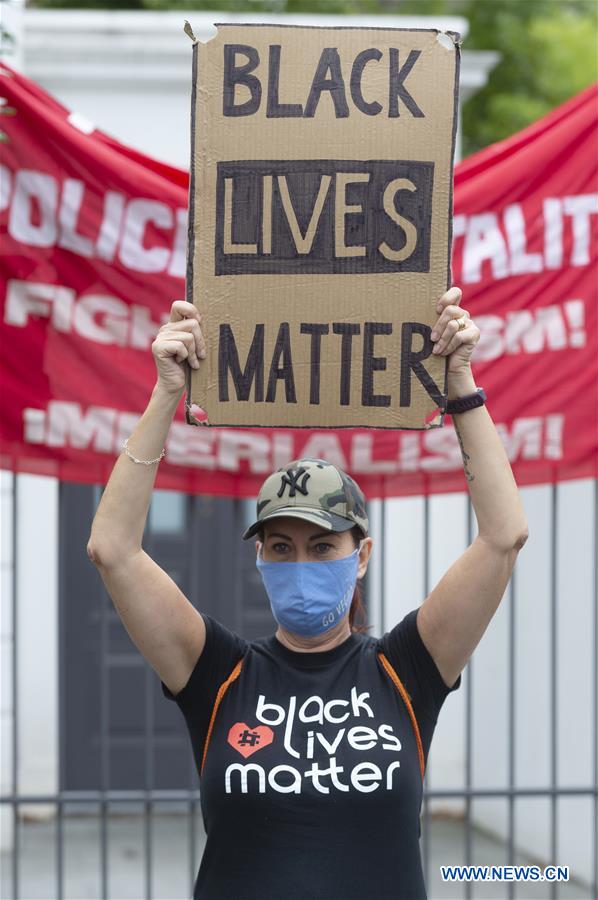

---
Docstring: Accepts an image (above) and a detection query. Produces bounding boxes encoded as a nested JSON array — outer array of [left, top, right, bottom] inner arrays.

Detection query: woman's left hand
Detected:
[[430, 285, 480, 375]]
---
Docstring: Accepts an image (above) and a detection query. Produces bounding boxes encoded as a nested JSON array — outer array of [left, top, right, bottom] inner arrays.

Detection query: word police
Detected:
[[223, 44, 424, 119]]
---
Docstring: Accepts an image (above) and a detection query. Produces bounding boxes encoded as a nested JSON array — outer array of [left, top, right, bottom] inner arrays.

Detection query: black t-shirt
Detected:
[[161, 608, 461, 900]]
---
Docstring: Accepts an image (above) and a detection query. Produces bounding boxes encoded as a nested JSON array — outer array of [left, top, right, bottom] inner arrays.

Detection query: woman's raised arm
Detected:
[[86, 300, 209, 695], [416, 286, 529, 689]]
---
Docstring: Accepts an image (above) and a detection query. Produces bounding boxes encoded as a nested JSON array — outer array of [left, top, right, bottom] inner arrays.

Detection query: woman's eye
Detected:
[[272, 543, 289, 553], [314, 543, 333, 553]]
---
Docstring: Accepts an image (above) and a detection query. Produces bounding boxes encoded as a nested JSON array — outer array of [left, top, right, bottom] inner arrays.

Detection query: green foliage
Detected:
[[457, 0, 598, 154], [27, 0, 598, 154]]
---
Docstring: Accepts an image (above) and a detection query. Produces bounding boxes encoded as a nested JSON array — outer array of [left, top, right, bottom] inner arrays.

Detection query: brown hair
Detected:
[[348, 525, 373, 635]]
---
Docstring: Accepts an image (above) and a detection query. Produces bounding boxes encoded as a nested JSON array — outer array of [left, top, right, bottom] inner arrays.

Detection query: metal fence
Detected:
[[1, 475, 597, 899]]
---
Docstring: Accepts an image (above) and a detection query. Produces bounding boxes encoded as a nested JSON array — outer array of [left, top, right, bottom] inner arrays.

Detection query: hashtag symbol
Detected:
[[237, 729, 261, 747]]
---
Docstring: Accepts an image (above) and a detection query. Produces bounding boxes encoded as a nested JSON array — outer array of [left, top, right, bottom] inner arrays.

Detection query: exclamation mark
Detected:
[[564, 299, 586, 348]]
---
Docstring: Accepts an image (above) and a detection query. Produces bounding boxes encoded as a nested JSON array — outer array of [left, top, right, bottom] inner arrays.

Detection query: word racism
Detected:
[[223, 44, 425, 120]]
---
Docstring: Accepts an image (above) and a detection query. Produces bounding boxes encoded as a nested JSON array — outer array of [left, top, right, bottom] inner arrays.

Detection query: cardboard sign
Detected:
[[184, 23, 461, 430]]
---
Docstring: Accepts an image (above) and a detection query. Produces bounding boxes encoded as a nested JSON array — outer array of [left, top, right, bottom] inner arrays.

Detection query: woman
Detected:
[[87, 286, 529, 900]]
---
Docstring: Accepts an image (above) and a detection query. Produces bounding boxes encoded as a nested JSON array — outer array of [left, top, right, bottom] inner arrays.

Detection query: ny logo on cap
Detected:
[[277, 466, 310, 498]]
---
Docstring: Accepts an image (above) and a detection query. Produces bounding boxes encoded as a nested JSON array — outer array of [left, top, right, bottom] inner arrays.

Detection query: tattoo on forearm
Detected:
[[454, 418, 475, 482]]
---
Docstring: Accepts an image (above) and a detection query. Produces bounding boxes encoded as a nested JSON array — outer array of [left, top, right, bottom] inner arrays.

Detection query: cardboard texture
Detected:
[[185, 23, 461, 430]]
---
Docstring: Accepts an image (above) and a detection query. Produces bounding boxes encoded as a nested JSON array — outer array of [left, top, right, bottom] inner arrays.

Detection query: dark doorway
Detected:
[[59, 482, 273, 792]]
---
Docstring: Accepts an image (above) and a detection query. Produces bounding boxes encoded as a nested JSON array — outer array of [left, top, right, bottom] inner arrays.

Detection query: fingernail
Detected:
[[431, 330, 438, 340]]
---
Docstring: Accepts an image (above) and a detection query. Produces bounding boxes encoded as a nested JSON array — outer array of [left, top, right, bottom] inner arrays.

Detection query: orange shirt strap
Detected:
[[200, 657, 244, 777], [377, 651, 425, 781]]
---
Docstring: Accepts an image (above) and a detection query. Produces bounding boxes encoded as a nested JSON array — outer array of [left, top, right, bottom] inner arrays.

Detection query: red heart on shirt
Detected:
[[227, 722, 274, 758]]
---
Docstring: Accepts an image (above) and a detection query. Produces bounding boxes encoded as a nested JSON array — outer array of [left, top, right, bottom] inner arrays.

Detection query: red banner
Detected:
[[1, 64, 596, 498]]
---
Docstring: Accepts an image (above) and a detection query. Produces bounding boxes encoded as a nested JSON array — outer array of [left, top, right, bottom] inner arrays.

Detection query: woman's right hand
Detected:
[[152, 300, 206, 395]]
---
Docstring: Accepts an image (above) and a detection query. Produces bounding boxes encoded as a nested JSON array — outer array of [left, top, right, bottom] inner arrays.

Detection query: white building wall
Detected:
[[19, 10, 498, 170], [0, 473, 59, 853], [369, 481, 596, 887], [1, 7, 594, 892]]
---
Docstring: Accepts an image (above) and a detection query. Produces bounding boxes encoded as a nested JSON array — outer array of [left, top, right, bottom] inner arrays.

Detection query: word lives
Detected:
[[216, 160, 433, 274]]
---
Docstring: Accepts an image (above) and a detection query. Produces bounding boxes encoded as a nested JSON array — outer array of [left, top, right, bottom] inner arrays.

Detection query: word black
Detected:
[[223, 44, 424, 119]]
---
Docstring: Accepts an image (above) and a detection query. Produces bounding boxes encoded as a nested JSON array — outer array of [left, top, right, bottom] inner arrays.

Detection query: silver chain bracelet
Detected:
[[122, 437, 166, 466]]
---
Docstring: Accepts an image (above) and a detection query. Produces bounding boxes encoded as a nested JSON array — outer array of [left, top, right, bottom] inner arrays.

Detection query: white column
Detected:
[[0, 471, 15, 851], [16, 474, 59, 822]]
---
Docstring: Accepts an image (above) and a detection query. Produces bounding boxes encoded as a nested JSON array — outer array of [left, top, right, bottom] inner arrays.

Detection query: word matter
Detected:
[[218, 320, 438, 409]]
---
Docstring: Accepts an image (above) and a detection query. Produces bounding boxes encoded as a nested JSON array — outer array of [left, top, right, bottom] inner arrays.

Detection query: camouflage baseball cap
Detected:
[[241, 457, 369, 541]]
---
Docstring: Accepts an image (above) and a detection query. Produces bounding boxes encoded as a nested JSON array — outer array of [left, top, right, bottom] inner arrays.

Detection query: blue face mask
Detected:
[[255, 544, 362, 637]]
